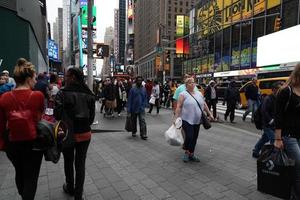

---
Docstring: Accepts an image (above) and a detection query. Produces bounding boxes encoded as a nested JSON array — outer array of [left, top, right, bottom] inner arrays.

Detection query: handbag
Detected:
[[187, 91, 211, 130], [125, 115, 134, 132], [149, 96, 156, 105]]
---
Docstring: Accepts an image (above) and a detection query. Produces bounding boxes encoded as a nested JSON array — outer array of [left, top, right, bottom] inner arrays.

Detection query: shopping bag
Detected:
[[257, 145, 295, 199], [165, 125, 184, 146], [149, 96, 156, 105], [125, 115, 134, 132]]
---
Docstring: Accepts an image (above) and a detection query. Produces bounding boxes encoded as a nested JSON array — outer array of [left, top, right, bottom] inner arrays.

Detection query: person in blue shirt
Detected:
[[0, 74, 14, 96], [127, 76, 148, 140]]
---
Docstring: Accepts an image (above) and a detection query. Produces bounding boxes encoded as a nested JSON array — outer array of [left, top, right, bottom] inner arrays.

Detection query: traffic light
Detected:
[[274, 17, 281, 32], [164, 51, 170, 70]]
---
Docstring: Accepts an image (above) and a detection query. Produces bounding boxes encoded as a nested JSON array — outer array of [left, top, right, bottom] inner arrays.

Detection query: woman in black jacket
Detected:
[[275, 64, 300, 198], [54, 68, 95, 200]]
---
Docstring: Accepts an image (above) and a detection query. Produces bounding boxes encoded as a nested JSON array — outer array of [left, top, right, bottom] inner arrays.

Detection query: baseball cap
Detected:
[[2, 70, 9, 74]]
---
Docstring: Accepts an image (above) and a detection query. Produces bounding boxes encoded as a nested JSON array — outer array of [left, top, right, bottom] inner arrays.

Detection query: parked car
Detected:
[[217, 81, 243, 100], [239, 77, 289, 108]]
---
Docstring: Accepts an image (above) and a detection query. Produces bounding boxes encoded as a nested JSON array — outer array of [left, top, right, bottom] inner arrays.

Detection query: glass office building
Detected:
[[183, 0, 300, 78]]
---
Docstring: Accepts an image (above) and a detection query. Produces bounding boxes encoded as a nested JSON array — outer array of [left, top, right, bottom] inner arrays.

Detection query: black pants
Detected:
[[207, 99, 217, 118], [100, 99, 106, 113], [182, 120, 200, 153], [116, 99, 123, 114], [63, 140, 90, 200], [148, 99, 160, 114], [225, 102, 236, 122], [6, 141, 43, 200], [131, 112, 147, 136]]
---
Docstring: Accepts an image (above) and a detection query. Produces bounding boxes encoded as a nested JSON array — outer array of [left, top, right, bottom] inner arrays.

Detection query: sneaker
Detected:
[[242, 115, 246, 122], [132, 132, 137, 137], [189, 155, 200, 162], [252, 152, 260, 159], [118, 114, 121, 117], [141, 135, 148, 140], [182, 154, 189, 163], [63, 183, 74, 196]]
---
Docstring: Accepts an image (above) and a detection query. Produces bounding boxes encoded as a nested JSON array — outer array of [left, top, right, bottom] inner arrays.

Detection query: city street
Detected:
[[0, 104, 280, 200]]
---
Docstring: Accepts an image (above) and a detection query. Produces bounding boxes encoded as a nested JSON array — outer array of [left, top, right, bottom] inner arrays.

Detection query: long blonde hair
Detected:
[[286, 63, 300, 88]]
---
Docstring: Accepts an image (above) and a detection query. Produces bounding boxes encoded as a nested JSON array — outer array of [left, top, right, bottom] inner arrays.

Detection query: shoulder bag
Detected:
[[187, 91, 211, 130]]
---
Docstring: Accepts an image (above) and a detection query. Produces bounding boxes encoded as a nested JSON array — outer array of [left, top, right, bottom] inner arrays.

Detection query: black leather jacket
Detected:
[[54, 82, 95, 145]]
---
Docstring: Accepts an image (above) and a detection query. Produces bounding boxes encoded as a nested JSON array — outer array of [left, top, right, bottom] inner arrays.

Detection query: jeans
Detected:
[[243, 99, 259, 121], [148, 99, 160, 114], [225, 102, 236, 122], [6, 141, 43, 200], [283, 137, 300, 197], [253, 128, 275, 154], [207, 99, 217, 119], [182, 120, 200, 153], [63, 140, 90, 200], [131, 112, 147, 136]]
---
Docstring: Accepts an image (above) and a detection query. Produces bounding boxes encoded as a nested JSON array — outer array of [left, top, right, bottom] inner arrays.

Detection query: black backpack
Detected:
[[254, 103, 263, 130]]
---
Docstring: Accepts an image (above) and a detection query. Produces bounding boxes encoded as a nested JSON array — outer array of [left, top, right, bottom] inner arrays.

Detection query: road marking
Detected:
[[216, 123, 261, 138]]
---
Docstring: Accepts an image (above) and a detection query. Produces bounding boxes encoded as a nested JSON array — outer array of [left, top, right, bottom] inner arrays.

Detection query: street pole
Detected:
[[87, 0, 94, 90]]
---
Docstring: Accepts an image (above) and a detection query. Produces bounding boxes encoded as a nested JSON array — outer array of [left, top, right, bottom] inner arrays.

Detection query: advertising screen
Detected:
[[48, 39, 58, 61], [257, 24, 300, 66]]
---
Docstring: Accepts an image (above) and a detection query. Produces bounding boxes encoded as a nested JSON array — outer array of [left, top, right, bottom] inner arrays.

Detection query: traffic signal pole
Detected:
[[87, 0, 94, 90]]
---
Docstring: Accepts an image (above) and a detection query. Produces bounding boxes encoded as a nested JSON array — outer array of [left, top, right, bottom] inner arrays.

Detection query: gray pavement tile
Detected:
[[131, 184, 151, 196], [140, 194, 159, 200], [99, 186, 120, 200], [200, 185, 225, 199], [112, 180, 130, 192], [94, 178, 112, 189], [226, 182, 253, 196], [158, 181, 179, 193], [150, 187, 171, 199], [192, 192, 215, 200], [84, 183, 100, 196], [119, 189, 140, 200], [140, 179, 158, 189], [222, 190, 249, 200], [170, 190, 194, 200], [86, 193, 105, 200]]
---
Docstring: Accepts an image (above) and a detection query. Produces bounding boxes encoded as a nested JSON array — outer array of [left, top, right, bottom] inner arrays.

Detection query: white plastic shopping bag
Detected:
[[165, 125, 184, 146], [149, 96, 156, 104]]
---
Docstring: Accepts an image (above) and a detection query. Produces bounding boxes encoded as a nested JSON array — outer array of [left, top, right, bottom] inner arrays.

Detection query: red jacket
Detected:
[[0, 89, 44, 150]]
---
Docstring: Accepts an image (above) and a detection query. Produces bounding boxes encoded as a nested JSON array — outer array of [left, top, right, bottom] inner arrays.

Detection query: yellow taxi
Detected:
[[239, 77, 289, 108]]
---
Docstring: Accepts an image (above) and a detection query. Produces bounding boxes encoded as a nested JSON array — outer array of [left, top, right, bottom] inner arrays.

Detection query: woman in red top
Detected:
[[0, 58, 44, 200]]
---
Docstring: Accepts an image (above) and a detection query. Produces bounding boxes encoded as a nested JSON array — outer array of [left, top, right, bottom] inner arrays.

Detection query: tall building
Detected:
[[119, 0, 126, 65], [114, 9, 120, 65], [0, 0, 48, 73], [102, 26, 114, 77], [134, 0, 195, 80], [52, 8, 63, 62], [126, 0, 134, 67], [63, 0, 71, 67]]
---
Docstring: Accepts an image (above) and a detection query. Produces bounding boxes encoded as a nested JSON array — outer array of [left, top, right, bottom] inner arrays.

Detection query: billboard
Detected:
[[81, 6, 96, 26], [96, 44, 109, 58], [48, 39, 58, 61], [257, 24, 300, 67], [196, 0, 280, 37], [176, 15, 184, 37], [128, 0, 133, 19]]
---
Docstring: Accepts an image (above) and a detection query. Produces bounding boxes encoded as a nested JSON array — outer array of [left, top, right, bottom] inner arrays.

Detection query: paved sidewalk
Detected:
[[0, 109, 280, 200]]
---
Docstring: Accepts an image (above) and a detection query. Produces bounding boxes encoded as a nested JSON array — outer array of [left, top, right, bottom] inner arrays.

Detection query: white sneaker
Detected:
[[118, 114, 121, 117]]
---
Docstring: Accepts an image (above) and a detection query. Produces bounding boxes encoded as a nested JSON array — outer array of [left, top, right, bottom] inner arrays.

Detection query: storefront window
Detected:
[[214, 31, 222, 72], [282, 0, 299, 29], [266, 6, 280, 34], [241, 21, 251, 69], [222, 26, 231, 71], [231, 23, 240, 70]]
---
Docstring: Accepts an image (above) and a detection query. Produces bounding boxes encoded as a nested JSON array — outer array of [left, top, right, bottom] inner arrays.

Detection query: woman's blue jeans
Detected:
[[182, 120, 200, 153], [283, 137, 300, 196]]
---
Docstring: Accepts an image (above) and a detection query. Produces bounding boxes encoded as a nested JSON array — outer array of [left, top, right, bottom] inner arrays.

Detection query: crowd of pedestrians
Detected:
[[1, 57, 300, 199]]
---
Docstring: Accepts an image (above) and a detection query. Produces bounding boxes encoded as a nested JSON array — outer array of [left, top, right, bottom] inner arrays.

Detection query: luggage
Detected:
[[257, 145, 295, 199]]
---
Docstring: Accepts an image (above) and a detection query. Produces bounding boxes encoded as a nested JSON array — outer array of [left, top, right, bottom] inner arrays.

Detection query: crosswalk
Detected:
[[216, 103, 252, 119]]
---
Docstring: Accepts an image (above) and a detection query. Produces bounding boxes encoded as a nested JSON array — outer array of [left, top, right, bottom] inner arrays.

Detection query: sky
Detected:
[[46, 0, 118, 42]]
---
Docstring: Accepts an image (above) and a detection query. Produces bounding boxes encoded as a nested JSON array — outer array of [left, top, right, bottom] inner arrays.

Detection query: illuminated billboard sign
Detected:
[[176, 15, 184, 37], [196, 0, 280, 37], [48, 39, 58, 61], [81, 6, 96, 26]]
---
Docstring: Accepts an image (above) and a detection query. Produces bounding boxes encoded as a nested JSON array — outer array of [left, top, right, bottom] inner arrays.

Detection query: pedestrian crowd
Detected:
[[0, 58, 300, 199]]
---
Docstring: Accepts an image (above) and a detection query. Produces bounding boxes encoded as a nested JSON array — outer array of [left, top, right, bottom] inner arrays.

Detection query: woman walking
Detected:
[[274, 64, 300, 198], [148, 80, 160, 114], [54, 67, 95, 200], [175, 77, 213, 162], [0, 58, 45, 200]]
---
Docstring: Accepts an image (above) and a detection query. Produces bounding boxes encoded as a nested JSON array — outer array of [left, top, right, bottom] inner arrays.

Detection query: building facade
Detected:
[[134, 0, 195, 81], [102, 26, 114, 78], [119, 0, 126, 65], [184, 0, 300, 81], [53, 8, 64, 62], [0, 0, 48, 73], [63, 0, 72, 67], [114, 9, 120, 65]]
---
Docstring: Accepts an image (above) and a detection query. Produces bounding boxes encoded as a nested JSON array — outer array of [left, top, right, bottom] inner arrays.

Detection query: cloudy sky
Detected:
[[46, 0, 118, 42]]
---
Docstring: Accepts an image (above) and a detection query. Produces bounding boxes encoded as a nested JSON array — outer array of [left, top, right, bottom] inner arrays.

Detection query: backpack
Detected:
[[253, 103, 263, 130], [7, 92, 37, 141]]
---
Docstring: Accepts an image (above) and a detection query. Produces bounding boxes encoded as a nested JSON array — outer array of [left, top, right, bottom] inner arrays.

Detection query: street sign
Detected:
[[156, 47, 163, 53]]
